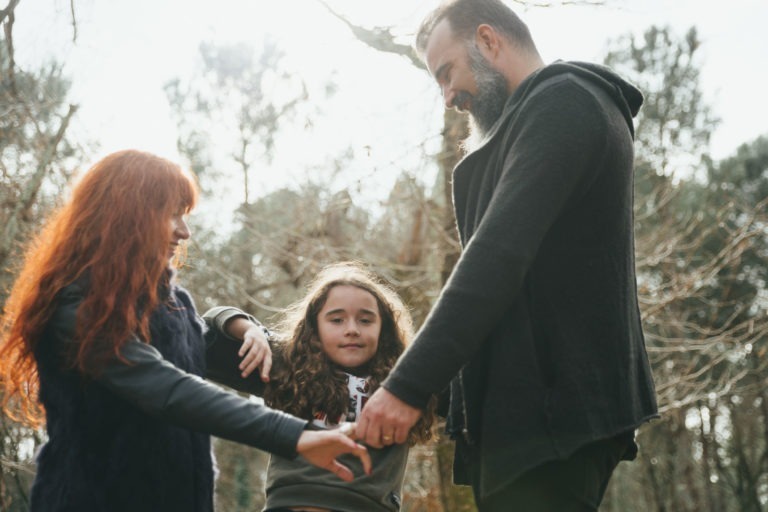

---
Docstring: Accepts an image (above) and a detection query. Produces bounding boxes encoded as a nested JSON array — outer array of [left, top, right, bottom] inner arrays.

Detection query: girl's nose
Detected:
[[345, 322, 360, 336]]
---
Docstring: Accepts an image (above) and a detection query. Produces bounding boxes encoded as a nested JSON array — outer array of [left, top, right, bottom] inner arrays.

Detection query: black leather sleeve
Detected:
[[101, 339, 306, 458], [49, 286, 306, 459], [201, 306, 269, 396]]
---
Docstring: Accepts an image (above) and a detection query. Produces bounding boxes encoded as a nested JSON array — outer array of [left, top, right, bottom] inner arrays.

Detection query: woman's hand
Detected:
[[296, 429, 372, 482], [237, 324, 272, 381]]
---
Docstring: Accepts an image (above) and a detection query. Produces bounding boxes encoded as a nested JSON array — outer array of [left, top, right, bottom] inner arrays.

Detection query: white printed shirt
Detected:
[[311, 372, 371, 428]]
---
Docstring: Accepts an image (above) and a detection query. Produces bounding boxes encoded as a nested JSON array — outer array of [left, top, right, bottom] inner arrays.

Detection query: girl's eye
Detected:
[[330, 318, 343, 324], [360, 318, 373, 324]]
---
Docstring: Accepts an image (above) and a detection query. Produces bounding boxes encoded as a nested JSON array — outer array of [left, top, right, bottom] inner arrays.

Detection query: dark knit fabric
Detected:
[[383, 61, 659, 498], [30, 283, 214, 512]]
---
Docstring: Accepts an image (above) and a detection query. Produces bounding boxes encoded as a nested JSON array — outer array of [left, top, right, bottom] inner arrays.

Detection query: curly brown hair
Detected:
[[265, 262, 435, 445]]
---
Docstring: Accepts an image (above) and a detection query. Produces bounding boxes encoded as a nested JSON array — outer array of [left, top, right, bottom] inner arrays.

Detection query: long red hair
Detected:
[[0, 150, 198, 426]]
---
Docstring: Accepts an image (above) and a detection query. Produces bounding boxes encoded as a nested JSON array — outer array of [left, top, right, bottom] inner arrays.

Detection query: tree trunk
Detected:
[[432, 108, 475, 512], [0, 104, 77, 265], [697, 402, 718, 512], [437, 109, 466, 285]]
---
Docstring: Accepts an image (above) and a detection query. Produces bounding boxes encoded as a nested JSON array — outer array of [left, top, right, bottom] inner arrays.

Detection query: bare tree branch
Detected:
[[0, 0, 20, 26], [0, 104, 78, 262], [2, 0, 19, 95], [315, 0, 426, 71], [69, 0, 77, 43]]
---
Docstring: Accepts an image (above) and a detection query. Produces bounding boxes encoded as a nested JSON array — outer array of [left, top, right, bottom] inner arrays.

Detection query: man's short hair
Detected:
[[415, 0, 536, 57]]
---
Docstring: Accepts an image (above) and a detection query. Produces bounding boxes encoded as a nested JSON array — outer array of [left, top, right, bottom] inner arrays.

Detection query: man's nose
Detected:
[[442, 86, 456, 110]]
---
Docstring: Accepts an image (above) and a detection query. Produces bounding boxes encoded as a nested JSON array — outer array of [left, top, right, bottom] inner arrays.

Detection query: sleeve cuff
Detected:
[[203, 306, 260, 341], [268, 413, 308, 459], [382, 373, 432, 410]]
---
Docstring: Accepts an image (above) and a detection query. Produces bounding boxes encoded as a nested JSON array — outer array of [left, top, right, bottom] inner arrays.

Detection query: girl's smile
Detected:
[[317, 285, 381, 371]]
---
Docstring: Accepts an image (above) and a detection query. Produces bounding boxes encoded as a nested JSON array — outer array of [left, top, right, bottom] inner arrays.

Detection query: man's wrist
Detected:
[[381, 376, 430, 410]]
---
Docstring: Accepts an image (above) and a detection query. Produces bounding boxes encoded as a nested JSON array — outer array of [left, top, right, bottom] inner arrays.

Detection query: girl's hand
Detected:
[[237, 324, 272, 382], [296, 429, 372, 482]]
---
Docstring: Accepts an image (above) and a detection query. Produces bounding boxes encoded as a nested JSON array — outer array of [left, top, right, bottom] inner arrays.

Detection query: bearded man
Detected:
[[357, 0, 659, 510]]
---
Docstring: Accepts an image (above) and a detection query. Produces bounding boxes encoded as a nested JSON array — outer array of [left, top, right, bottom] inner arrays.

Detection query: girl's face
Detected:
[[316, 285, 381, 372], [167, 212, 191, 262]]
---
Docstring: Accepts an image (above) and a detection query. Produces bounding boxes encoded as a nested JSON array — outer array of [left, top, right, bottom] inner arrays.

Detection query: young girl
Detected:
[[0, 150, 369, 512], [205, 262, 435, 512]]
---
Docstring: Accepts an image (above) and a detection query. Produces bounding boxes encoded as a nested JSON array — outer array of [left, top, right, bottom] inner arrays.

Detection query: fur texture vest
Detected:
[[30, 283, 215, 512]]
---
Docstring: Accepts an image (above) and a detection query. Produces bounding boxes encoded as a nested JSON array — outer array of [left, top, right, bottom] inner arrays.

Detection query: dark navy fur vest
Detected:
[[30, 283, 215, 512]]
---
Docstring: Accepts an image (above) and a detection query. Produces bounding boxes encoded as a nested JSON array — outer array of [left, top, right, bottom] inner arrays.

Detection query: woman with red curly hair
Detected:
[[0, 149, 369, 512]]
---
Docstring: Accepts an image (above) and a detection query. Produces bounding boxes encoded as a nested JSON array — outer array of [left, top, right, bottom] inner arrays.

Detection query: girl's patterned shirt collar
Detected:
[[311, 372, 371, 428]]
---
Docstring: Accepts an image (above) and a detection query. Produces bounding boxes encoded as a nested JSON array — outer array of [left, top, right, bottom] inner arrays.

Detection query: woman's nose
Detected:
[[174, 217, 191, 240]]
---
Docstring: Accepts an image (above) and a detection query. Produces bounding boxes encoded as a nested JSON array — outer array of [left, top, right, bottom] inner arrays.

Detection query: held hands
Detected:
[[356, 388, 422, 448], [296, 429, 372, 482]]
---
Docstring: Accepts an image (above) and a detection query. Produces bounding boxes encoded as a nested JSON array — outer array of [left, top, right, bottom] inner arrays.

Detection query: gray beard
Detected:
[[466, 43, 509, 140], [462, 117, 486, 153]]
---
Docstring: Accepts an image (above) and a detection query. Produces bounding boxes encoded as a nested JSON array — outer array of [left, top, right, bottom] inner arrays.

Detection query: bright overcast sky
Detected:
[[13, 0, 768, 201]]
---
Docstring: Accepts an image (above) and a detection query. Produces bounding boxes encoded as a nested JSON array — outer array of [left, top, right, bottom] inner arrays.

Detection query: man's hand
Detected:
[[356, 387, 422, 448], [296, 429, 371, 482]]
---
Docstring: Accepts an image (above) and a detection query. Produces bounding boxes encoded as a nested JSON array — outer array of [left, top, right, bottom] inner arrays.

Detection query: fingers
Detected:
[[335, 426, 371, 475], [358, 388, 423, 447], [296, 430, 371, 480], [237, 331, 257, 357], [237, 325, 268, 357], [393, 426, 408, 445], [355, 415, 372, 446], [353, 441, 372, 475], [259, 351, 272, 382], [333, 433, 371, 476], [238, 343, 265, 377], [238, 327, 271, 379], [356, 415, 384, 449], [378, 425, 395, 446], [367, 433, 384, 448], [328, 460, 355, 482], [358, 413, 393, 447], [338, 422, 356, 438]]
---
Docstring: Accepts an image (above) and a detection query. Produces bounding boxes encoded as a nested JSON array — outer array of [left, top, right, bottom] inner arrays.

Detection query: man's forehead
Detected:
[[425, 18, 461, 77]]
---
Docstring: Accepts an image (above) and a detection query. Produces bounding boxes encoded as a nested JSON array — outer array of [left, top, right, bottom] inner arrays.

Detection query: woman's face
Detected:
[[316, 285, 381, 372], [167, 212, 191, 262]]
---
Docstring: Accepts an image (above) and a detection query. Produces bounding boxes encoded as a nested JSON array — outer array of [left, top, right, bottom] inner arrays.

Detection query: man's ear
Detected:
[[475, 24, 500, 56]]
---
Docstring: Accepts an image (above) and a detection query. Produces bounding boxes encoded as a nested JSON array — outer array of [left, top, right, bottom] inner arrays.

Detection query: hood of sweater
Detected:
[[477, 60, 643, 147]]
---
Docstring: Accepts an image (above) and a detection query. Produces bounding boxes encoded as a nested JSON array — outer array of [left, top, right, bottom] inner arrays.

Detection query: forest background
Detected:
[[1, 0, 767, 511]]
